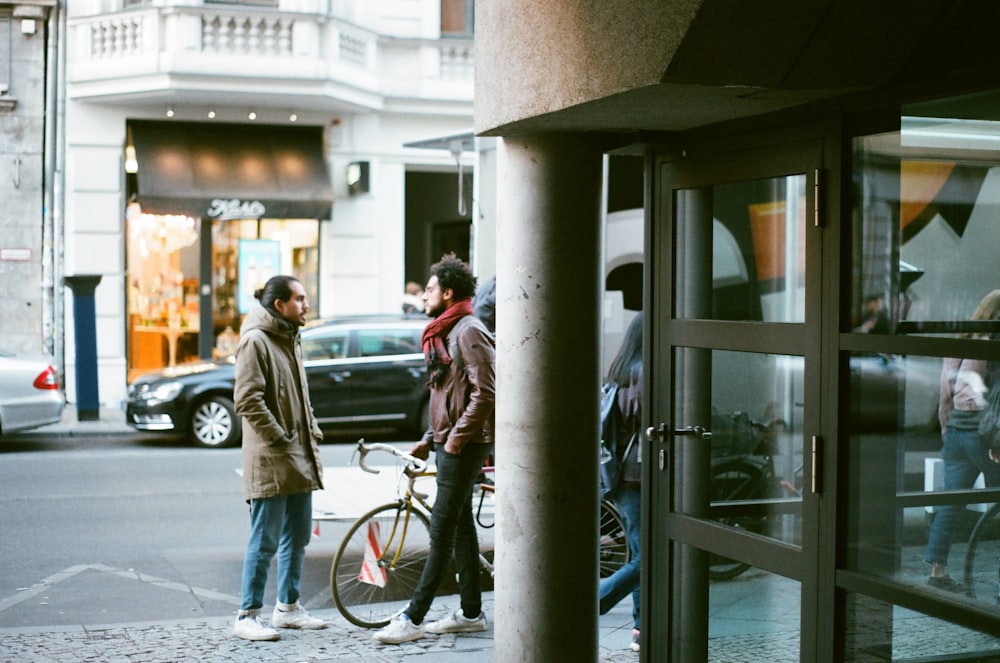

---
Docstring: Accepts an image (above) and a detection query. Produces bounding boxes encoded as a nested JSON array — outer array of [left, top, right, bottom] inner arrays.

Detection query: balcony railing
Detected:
[[68, 6, 473, 109]]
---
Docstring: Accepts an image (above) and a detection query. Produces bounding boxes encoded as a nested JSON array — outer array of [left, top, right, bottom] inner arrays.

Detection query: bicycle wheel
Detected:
[[963, 501, 1000, 603], [599, 499, 631, 577], [331, 501, 432, 628], [708, 458, 768, 581]]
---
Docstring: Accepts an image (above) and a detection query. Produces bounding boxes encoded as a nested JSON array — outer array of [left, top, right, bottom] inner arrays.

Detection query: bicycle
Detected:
[[330, 439, 631, 628], [962, 498, 1000, 603], [707, 413, 800, 580]]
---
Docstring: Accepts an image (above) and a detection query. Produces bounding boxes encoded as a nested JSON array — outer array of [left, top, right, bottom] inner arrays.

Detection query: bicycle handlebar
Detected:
[[353, 438, 427, 475]]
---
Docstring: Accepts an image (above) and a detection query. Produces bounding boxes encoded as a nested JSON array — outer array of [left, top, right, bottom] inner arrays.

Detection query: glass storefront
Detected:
[[844, 94, 1000, 653], [125, 210, 319, 378], [123, 119, 331, 380]]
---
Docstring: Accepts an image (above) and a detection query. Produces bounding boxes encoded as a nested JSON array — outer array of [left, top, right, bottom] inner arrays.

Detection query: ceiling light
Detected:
[[248, 111, 257, 121], [289, 113, 298, 122], [125, 145, 138, 174], [166, 107, 174, 118], [208, 110, 216, 119]]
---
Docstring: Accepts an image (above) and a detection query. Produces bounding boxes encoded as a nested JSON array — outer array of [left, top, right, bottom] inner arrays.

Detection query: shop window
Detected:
[[441, 0, 473, 37]]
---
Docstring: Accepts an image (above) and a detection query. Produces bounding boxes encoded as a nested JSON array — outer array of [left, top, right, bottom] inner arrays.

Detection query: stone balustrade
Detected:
[[67, 6, 473, 108]]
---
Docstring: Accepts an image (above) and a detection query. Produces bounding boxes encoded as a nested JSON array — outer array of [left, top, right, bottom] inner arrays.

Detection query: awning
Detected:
[[129, 120, 333, 220]]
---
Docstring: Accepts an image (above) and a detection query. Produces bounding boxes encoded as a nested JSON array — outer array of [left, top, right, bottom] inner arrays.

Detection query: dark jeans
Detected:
[[405, 441, 493, 624], [925, 427, 1000, 567], [599, 483, 641, 629]]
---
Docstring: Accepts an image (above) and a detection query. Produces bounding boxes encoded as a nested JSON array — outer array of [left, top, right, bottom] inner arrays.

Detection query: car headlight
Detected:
[[145, 381, 184, 403]]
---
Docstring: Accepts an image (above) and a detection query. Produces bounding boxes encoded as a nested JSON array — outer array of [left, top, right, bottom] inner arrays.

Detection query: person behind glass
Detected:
[[373, 253, 496, 645], [402, 281, 425, 315], [232, 275, 326, 641], [599, 311, 644, 653], [856, 293, 890, 334], [925, 289, 1000, 591]]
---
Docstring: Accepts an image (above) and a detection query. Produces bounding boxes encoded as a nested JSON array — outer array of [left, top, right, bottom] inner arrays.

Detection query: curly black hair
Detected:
[[430, 252, 477, 300]]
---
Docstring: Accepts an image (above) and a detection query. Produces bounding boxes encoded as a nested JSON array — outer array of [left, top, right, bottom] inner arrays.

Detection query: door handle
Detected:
[[644, 424, 713, 441], [674, 425, 712, 440], [328, 371, 352, 383]]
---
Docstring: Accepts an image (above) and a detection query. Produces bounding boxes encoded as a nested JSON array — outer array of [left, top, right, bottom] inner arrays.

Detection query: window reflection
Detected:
[[852, 117, 1000, 337], [846, 349, 1000, 612], [675, 175, 806, 322]]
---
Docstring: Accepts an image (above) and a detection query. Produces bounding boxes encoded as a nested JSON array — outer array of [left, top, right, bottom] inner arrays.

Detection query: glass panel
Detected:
[[675, 174, 806, 322], [705, 556, 801, 660], [302, 331, 349, 361], [852, 114, 1000, 337], [845, 350, 1000, 610], [842, 591, 1000, 661], [674, 349, 804, 550], [126, 210, 201, 376], [358, 330, 421, 357]]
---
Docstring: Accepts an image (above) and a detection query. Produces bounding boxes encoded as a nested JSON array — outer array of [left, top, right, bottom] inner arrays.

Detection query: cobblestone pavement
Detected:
[[0, 598, 641, 663]]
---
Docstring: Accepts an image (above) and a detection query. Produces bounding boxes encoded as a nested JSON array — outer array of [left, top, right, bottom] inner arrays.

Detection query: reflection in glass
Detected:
[[845, 350, 1000, 613], [705, 558, 800, 661], [843, 590, 1000, 661], [674, 175, 806, 322], [852, 119, 1000, 337], [675, 349, 804, 555]]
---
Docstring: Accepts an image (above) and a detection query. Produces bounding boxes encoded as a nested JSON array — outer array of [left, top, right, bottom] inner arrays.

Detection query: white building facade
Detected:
[[63, 0, 475, 407]]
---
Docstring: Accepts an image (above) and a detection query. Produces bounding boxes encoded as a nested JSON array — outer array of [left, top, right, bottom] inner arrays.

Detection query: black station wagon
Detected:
[[125, 316, 429, 448]]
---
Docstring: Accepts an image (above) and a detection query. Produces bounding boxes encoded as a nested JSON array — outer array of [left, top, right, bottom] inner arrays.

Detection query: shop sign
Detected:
[[207, 198, 267, 221]]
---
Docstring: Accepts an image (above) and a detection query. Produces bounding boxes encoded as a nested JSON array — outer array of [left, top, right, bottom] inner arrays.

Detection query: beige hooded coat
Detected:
[[234, 305, 324, 501]]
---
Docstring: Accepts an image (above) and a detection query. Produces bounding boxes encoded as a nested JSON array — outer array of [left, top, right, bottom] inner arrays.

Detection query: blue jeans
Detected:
[[405, 442, 493, 624], [239, 492, 313, 612], [599, 483, 641, 629], [925, 428, 1000, 567]]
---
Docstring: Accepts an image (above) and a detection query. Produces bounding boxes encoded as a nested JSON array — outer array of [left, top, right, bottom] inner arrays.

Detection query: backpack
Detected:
[[598, 382, 638, 500]]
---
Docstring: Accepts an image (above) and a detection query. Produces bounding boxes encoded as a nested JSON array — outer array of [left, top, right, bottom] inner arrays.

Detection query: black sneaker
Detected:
[[927, 575, 966, 593]]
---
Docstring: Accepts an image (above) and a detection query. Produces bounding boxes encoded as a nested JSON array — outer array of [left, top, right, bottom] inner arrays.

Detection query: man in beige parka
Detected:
[[232, 275, 326, 641]]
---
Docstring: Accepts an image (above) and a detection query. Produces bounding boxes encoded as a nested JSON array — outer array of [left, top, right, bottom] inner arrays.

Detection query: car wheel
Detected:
[[189, 396, 241, 448]]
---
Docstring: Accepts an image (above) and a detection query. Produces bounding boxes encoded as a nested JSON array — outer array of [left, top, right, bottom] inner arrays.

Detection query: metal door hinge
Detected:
[[813, 168, 822, 228], [811, 435, 822, 494]]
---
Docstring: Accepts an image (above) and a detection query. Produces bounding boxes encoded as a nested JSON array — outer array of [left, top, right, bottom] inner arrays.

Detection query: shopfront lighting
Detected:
[[125, 145, 138, 174], [127, 201, 198, 255]]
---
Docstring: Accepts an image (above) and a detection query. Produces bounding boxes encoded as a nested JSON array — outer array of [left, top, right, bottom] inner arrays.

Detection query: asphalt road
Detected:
[[0, 433, 395, 630]]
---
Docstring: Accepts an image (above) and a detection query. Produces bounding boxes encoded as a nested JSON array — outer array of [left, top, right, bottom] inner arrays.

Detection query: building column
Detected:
[[495, 134, 604, 662]]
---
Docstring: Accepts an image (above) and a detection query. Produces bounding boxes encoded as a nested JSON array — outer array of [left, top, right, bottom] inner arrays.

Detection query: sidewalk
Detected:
[[7, 408, 640, 661], [21, 403, 133, 437], [0, 593, 640, 663]]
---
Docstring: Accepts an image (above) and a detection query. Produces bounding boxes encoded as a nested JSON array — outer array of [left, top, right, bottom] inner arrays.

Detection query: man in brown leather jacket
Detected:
[[373, 253, 496, 645]]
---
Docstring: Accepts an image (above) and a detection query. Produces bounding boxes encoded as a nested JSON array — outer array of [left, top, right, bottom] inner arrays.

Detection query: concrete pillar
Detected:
[[495, 134, 604, 662]]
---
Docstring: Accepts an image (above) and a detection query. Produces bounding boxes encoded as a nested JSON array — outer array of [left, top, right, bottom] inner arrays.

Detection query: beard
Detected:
[[425, 300, 446, 318]]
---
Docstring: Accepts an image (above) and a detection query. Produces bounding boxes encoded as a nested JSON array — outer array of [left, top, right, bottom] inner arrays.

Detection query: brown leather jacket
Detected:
[[422, 315, 495, 451]]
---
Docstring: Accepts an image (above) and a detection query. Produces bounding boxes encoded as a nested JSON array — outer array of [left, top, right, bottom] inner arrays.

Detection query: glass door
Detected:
[[646, 142, 823, 662]]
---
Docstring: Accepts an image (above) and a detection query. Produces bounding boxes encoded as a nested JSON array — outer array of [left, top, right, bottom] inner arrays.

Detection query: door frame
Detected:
[[643, 134, 831, 662]]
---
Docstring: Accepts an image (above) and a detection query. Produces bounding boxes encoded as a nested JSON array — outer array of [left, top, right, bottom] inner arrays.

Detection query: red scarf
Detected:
[[422, 298, 473, 386]]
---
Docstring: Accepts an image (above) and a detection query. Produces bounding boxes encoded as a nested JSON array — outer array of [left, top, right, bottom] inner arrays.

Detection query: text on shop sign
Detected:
[[207, 199, 266, 221]]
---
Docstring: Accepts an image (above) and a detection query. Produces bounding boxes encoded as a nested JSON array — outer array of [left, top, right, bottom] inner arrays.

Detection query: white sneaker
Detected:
[[271, 601, 327, 630], [425, 609, 488, 634], [233, 610, 280, 641], [373, 613, 424, 644]]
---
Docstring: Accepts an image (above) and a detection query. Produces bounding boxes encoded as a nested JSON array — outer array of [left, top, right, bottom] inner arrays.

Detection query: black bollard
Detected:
[[63, 275, 103, 421]]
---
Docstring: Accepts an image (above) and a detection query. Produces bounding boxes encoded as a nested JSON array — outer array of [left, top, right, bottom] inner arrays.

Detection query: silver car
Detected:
[[0, 348, 66, 435]]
